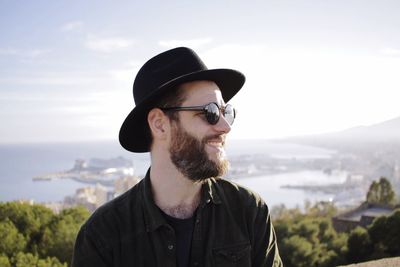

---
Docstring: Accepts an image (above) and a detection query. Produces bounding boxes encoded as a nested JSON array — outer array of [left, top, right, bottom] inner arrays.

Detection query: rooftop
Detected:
[[343, 206, 394, 221]]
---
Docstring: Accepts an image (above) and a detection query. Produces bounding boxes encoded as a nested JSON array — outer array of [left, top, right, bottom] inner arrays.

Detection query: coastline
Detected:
[[0, 141, 337, 206]]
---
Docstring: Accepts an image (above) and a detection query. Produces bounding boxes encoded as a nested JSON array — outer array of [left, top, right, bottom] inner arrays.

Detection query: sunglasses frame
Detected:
[[160, 102, 236, 125]]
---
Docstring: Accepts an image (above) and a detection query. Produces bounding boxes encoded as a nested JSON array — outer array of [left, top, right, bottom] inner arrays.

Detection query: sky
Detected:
[[1, 0, 399, 144]]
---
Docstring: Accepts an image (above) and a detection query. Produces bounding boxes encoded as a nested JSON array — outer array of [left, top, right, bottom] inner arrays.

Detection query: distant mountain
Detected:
[[329, 116, 400, 141], [284, 115, 400, 150]]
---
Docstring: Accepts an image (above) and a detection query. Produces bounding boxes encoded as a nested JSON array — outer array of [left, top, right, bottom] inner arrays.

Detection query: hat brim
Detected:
[[119, 68, 245, 153]]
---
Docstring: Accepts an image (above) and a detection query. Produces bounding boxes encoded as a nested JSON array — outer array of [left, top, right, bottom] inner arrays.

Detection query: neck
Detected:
[[150, 153, 202, 219]]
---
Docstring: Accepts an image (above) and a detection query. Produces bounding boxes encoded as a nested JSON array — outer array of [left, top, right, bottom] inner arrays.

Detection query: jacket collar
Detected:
[[141, 169, 167, 232], [203, 178, 222, 205], [141, 168, 222, 232]]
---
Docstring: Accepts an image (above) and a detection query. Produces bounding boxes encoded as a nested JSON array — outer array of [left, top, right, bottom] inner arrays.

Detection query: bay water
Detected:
[[0, 139, 342, 208]]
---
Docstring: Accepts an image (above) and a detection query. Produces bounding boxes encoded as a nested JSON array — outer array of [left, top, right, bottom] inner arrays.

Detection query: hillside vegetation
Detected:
[[0, 178, 399, 267], [0, 202, 89, 267]]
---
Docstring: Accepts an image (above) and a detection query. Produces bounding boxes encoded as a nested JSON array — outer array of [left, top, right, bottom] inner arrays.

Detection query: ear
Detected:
[[147, 108, 169, 140]]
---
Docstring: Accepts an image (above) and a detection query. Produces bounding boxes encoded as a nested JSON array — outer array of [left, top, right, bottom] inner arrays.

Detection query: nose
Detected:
[[214, 114, 231, 134]]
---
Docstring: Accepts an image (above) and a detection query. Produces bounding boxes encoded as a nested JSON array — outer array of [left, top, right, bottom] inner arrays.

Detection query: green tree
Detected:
[[366, 177, 396, 205], [0, 219, 27, 257], [293, 219, 319, 244], [0, 202, 40, 237], [274, 203, 348, 267], [11, 252, 66, 267], [12, 252, 38, 267], [345, 209, 400, 263], [0, 254, 11, 267], [346, 226, 373, 263], [274, 219, 291, 242], [39, 206, 89, 265], [305, 201, 338, 218], [28, 205, 54, 254], [281, 235, 315, 267], [379, 177, 396, 204], [37, 256, 66, 267], [271, 203, 302, 221], [368, 209, 400, 257], [383, 209, 400, 255], [0, 202, 89, 265], [0, 202, 55, 254], [366, 181, 380, 203]]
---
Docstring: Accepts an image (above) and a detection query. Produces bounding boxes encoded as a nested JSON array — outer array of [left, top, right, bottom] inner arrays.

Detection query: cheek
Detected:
[[184, 124, 206, 140]]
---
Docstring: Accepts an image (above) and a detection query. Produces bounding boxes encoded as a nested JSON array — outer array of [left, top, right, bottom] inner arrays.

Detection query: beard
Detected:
[[169, 122, 229, 182]]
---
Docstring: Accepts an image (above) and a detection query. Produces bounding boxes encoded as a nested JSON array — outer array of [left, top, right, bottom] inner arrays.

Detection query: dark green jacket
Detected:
[[72, 170, 283, 267]]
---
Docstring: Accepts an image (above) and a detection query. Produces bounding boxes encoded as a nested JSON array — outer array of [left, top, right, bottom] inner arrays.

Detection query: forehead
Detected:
[[179, 80, 223, 105]]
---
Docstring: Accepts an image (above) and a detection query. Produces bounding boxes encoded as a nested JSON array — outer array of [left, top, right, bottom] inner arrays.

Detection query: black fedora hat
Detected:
[[119, 47, 245, 153]]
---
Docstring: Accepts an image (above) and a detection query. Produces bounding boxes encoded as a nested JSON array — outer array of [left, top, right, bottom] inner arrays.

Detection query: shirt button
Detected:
[[168, 244, 174, 250], [194, 262, 199, 266]]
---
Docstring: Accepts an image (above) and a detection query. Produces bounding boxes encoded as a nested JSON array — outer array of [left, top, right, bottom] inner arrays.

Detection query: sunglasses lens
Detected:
[[224, 104, 235, 125], [205, 103, 220, 125]]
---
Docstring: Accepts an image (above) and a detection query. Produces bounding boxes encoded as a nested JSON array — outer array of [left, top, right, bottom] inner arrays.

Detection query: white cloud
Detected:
[[61, 20, 84, 32], [108, 69, 135, 83], [0, 71, 108, 86], [0, 48, 19, 56], [26, 49, 51, 58], [0, 48, 50, 58], [85, 36, 135, 53], [108, 61, 141, 82], [159, 38, 213, 49], [197, 44, 400, 139], [380, 47, 400, 57]]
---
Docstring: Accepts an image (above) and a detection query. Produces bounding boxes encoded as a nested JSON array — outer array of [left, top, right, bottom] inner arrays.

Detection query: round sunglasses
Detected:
[[160, 102, 236, 125]]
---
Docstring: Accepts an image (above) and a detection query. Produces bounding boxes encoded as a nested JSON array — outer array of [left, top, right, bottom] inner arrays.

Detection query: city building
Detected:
[[114, 175, 140, 197]]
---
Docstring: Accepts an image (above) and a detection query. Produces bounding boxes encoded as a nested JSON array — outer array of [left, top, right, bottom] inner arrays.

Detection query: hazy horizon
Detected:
[[1, 113, 399, 146]]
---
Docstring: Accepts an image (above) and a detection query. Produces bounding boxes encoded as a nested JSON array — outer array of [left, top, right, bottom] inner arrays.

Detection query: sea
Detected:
[[0, 139, 346, 208]]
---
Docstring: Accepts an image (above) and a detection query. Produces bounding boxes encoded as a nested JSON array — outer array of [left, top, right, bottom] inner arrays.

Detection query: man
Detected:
[[72, 47, 282, 266]]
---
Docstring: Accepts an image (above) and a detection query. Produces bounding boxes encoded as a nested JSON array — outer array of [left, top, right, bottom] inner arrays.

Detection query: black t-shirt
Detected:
[[161, 210, 195, 267]]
